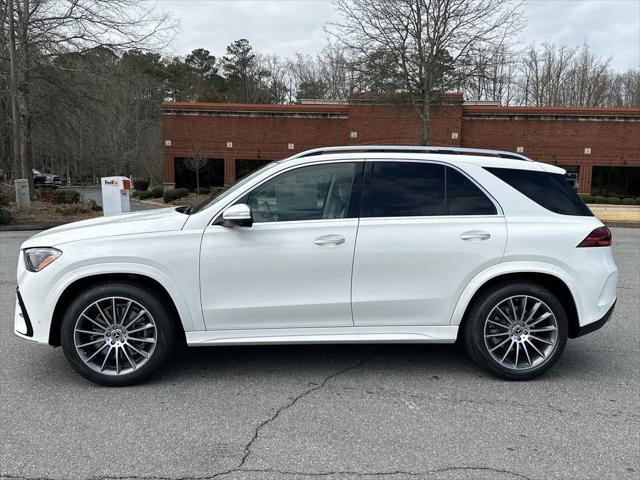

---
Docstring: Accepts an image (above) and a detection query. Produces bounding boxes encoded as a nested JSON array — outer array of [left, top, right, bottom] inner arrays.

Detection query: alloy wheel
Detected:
[[483, 295, 559, 370], [73, 297, 157, 376]]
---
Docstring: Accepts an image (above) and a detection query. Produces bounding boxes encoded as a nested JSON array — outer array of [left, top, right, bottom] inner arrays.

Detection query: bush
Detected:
[[593, 196, 607, 204], [151, 186, 164, 198], [54, 189, 80, 204], [579, 194, 594, 204], [163, 188, 190, 203], [0, 192, 9, 206], [607, 197, 621, 205], [133, 179, 149, 191], [622, 198, 636, 205], [131, 190, 140, 198], [54, 204, 93, 216], [138, 190, 153, 200], [636, 199, 640, 206], [0, 206, 12, 225], [194, 187, 210, 195]]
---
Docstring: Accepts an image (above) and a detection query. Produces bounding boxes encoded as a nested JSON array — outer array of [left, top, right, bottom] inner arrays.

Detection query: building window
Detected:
[[236, 159, 272, 181], [174, 158, 224, 191], [592, 166, 640, 197]]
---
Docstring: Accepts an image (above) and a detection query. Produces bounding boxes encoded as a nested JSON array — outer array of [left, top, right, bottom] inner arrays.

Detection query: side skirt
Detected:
[[186, 325, 459, 346]]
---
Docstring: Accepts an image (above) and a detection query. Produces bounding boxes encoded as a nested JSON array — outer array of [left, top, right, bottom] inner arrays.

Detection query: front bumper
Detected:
[[14, 287, 35, 339], [574, 299, 616, 338]]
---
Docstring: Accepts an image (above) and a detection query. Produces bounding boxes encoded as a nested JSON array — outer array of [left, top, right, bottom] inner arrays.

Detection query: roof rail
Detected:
[[288, 145, 533, 162]]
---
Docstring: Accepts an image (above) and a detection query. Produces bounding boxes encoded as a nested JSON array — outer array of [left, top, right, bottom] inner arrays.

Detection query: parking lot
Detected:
[[1, 227, 638, 480]]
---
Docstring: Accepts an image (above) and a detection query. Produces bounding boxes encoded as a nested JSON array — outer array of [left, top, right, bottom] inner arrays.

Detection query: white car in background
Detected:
[[14, 146, 618, 386]]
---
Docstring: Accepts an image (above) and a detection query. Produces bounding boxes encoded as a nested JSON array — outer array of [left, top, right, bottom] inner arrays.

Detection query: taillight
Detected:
[[577, 227, 612, 247]]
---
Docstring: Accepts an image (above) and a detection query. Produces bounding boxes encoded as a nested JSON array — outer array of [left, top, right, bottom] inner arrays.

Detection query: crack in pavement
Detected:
[[1, 465, 534, 480], [228, 351, 383, 474]]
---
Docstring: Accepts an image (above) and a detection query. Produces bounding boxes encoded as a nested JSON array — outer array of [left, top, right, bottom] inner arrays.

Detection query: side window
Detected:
[[367, 162, 445, 217], [243, 163, 359, 222], [446, 167, 497, 215]]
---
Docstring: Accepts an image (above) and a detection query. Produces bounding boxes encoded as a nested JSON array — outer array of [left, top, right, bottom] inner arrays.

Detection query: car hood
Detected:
[[22, 208, 189, 248]]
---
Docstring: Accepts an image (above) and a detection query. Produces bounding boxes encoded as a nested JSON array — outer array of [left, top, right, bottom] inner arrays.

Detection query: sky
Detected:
[[156, 0, 640, 71]]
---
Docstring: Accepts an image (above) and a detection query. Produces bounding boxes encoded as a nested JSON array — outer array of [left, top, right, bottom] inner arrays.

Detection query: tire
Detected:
[[61, 282, 176, 386], [462, 281, 568, 380]]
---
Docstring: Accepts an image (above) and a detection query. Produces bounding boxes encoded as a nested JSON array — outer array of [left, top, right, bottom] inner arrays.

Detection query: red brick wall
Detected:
[[162, 100, 640, 192]]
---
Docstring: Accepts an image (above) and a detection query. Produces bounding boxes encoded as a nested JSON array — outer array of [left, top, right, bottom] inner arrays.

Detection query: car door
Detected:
[[200, 161, 363, 331], [352, 160, 507, 326]]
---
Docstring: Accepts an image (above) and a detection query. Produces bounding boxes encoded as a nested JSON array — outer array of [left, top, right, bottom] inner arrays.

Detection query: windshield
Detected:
[[189, 161, 280, 214]]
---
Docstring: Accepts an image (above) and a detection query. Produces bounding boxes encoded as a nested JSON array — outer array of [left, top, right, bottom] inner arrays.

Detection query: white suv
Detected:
[[14, 146, 618, 386]]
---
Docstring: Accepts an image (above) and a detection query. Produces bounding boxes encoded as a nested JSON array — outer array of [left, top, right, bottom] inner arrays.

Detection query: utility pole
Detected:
[[7, 0, 22, 179]]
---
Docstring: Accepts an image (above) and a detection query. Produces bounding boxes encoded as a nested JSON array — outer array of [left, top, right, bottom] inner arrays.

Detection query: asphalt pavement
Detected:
[[1, 228, 638, 480]]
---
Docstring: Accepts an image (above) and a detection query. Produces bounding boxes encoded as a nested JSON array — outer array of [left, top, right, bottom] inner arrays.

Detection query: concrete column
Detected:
[[224, 158, 235, 185], [15, 179, 31, 212], [578, 164, 593, 194]]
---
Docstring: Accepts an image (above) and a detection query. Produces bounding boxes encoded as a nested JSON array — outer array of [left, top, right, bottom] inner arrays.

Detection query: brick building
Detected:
[[161, 94, 640, 195]]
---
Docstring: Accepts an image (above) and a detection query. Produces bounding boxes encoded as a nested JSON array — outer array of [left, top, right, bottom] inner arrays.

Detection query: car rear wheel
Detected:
[[462, 282, 568, 380], [61, 282, 175, 386]]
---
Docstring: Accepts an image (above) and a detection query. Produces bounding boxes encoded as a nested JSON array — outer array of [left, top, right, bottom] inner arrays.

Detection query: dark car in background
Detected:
[[32, 169, 62, 187]]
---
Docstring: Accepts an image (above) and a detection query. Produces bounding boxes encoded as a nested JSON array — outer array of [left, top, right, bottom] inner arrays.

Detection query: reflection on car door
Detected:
[[200, 161, 363, 331]]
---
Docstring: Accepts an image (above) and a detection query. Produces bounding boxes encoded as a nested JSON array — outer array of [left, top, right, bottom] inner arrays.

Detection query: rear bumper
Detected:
[[573, 299, 616, 338]]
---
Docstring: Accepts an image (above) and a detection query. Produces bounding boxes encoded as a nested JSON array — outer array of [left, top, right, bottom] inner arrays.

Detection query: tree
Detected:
[[222, 39, 270, 103], [2, 0, 174, 193], [185, 144, 207, 193], [329, 0, 524, 144]]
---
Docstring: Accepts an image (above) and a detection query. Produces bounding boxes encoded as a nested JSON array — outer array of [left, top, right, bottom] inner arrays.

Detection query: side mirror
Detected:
[[222, 203, 253, 227]]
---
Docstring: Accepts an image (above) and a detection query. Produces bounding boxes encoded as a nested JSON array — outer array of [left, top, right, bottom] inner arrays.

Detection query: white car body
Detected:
[[15, 149, 617, 354]]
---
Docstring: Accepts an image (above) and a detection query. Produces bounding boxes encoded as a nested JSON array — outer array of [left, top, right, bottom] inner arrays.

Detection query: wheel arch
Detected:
[[453, 269, 581, 339], [49, 273, 186, 346]]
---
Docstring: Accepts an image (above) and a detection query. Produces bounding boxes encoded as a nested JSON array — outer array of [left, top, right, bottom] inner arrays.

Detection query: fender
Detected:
[[449, 260, 583, 326], [44, 262, 204, 334]]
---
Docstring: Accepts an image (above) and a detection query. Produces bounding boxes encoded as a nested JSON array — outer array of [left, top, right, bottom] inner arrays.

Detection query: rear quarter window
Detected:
[[485, 167, 593, 216]]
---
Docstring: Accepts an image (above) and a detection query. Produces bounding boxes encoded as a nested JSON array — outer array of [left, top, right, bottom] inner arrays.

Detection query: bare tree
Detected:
[[185, 144, 207, 193], [3, 0, 174, 192], [329, 0, 524, 144]]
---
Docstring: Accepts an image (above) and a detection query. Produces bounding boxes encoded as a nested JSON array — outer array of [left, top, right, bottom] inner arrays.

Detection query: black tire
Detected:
[[462, 281, 568, 380], [61, 282, 176, 386]]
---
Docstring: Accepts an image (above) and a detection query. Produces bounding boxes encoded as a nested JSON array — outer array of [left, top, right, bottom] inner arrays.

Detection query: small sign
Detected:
[[451, 132, 459, 139], [516, 146, 524, 153], [226, 141, 233, 149], [288, 143, 295, 150], [350, 131, 358, 139], [164, 139, 172, 147], [584, 147, 591, 155]]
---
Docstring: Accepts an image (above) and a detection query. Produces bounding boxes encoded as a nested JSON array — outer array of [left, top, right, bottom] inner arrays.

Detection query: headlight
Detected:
[[23, 247, 62, 272]]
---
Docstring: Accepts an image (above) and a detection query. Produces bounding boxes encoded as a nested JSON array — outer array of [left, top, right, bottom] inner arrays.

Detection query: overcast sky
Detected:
[[157, 0, 640, 71]]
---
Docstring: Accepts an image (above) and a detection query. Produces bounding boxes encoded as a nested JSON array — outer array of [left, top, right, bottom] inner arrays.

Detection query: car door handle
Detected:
[[460, 231, 491, 241], [314, 235, 346, 246]]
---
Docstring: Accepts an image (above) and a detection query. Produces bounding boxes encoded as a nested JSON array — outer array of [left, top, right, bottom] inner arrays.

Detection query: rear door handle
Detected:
[[460, 231, 491, 241], [314, 235, 346, 246]]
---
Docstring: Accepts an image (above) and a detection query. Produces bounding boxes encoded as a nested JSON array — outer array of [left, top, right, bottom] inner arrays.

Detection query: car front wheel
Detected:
[[463, 282, 568, 380], [60, 282, 175, 386]]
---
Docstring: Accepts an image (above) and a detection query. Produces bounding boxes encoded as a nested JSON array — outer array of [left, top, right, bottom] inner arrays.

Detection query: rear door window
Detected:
[[485, 167, 593, 216], [363, 162, 497, 217]]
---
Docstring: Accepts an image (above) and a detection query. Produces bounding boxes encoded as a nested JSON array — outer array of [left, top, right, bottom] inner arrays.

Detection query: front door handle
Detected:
[[460, 231, 491, 241], [314, 235, 346, 246]]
